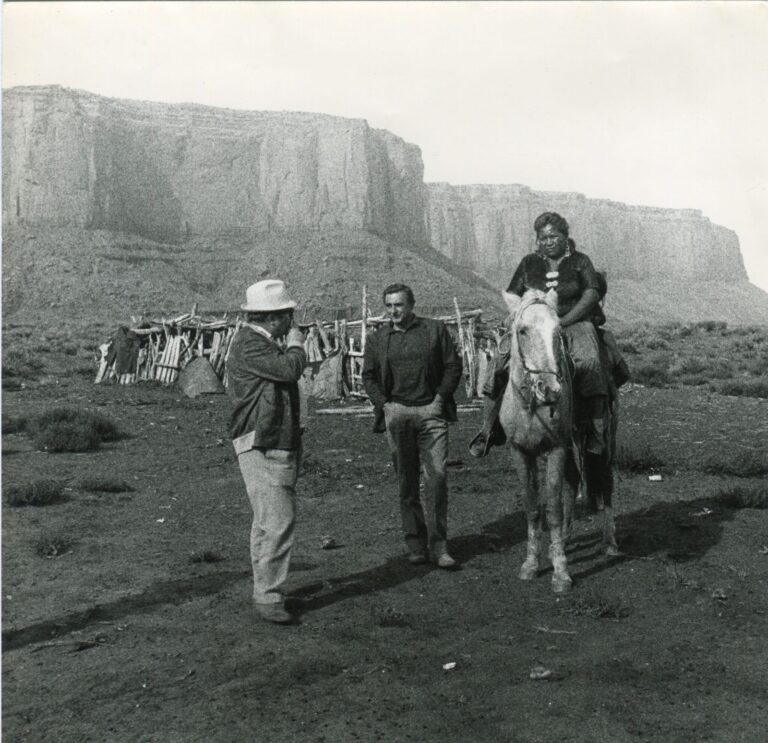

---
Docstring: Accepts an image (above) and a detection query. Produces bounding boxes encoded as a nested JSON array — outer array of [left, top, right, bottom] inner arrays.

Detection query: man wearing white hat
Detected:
[[227, 279, 306, 624]]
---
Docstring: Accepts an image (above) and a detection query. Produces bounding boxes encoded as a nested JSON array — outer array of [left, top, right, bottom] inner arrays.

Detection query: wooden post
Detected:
[[361, 285, 368, 356]]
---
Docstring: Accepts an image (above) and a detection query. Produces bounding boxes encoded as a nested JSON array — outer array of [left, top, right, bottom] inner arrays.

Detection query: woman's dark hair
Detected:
[[382, 283, 415, 305], [534, 212, 569, 238]]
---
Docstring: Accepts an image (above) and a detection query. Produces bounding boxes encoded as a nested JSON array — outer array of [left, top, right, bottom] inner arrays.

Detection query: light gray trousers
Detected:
[[236, 446, 300, 604]]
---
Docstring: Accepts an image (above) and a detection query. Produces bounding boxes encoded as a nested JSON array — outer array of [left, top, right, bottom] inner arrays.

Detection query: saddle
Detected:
[[469, 326, 629, 459]]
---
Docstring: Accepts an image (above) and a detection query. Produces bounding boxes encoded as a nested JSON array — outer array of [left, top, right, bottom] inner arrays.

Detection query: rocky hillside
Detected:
[[3, 85, 767, 326], [426, 183, 746, 284]]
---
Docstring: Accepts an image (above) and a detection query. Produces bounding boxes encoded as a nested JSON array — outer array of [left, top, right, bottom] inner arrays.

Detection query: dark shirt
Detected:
[[362, 315, 463, 432], [507, 250, 602, 318], [387, 317, 438, 406]]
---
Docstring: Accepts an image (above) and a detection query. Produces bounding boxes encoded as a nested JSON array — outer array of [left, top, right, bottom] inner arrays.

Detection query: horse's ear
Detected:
[[545, 289, 558, 312], [503, 291, 522, 315]]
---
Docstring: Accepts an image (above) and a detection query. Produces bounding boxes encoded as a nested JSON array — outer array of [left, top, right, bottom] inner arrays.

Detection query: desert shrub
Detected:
[[679, 374, 708, 387], [2, 416, 29, 434], [35, 422, 101, 452], [32, 407, 123, 445], [75, 364, 97, 378], [714, 378, 768, 399], [717, 484, 768, 510], [678, 324, 695, 338], [190, 550, 225, 564], [696, 320, 728, 333], [5, 479, 65, 507], [617, 442, 665, 473], [643, 337, 670, 351], [2, 349, 44, 378], [28, 407, 123, 453], [669, 356, 708, 376], [702, 449, 768, 478], [708, 360, 735, 380], [62, 344, 79, 356], [35, 533, 71, 558], [618, 340, 639, 354], [657, 323, 681, 341], [80, 477, 134, 493], [632, 362, 670, 387]]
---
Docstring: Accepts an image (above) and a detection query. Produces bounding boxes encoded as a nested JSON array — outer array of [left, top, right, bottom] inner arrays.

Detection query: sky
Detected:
[[3, 1, 767, 292]]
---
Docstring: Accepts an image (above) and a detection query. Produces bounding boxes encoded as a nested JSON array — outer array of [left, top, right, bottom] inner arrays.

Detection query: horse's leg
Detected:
[[545, 448, 572, 593], [599, 464, 619, 555], [511, 448, 540, 581], [602, 399, 619, 555], [562, 447, 580, 542]]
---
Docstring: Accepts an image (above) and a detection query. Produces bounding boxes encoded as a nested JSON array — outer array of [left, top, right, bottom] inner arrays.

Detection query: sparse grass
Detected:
[[702, 449, 768, 478], [29, 407, 124, 452], [35, 533, 72, 558], [5, 479, 65, 507], [558, 590, 629, 620], [696, 320, 728, 333], [713, 378, 768, 399], [632, 362, 670, 387], [2, 349, 44, 378], [189, 550, 225, 564], [616, 442, 665, 473], [80, 477, 134, 493], [2, 416, 28, 434], [716, 484, 768, 510]]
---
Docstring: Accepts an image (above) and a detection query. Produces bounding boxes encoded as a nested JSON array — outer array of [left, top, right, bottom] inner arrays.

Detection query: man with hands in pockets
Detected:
[[362, 283, 463, 569]]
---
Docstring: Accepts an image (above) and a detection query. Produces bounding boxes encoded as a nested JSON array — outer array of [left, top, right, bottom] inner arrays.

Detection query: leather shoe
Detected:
[[434, 552, 458, 569], [254, 602, 293, 624]]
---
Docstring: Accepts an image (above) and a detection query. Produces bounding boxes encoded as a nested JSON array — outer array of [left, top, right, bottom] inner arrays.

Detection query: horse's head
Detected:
[[503, 289, 563, 406]]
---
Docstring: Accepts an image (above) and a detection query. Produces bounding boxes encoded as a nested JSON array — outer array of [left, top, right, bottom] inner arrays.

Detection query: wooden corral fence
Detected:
[[95, 288, 499, 399]]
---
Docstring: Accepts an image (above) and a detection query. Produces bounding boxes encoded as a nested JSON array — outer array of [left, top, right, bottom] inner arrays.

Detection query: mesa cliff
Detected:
[[2, 85, 428, 248], [3, 85, 766, 324], [426, 183, 746, 284]]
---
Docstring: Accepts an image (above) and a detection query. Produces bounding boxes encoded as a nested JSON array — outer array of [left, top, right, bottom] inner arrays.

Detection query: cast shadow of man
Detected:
[[293, 493, 742, 614], [290, 510, 529, 614]]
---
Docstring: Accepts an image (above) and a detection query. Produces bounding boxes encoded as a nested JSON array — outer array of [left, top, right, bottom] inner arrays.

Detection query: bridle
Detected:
[[510, 299, 567, 412]]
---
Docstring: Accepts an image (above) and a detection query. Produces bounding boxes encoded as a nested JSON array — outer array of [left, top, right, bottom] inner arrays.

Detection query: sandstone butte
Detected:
[[3, 85, 768, 324]]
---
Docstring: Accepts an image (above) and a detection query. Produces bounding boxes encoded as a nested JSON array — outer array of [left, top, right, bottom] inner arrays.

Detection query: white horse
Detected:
[[499, 289, 580, 593]]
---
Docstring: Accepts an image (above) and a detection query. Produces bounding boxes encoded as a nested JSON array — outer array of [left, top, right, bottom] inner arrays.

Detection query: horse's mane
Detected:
[[510, 289, 557, 325]]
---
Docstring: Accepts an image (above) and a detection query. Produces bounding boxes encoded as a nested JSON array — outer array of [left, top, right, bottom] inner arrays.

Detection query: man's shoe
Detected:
[[434, 552, 458, 570], [254, 602, 293, 624], [408, 551, 429, 565]]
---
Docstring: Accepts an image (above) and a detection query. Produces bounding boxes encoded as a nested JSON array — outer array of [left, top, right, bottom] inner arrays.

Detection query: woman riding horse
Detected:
[[470, 211, 611, 458]]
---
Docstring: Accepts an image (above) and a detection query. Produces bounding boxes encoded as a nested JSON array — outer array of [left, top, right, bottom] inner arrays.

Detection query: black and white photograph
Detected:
[[2, 2, 767, 740]]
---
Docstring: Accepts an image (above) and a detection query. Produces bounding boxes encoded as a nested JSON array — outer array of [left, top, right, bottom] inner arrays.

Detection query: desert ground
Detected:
[[2, 321, 767, 742]]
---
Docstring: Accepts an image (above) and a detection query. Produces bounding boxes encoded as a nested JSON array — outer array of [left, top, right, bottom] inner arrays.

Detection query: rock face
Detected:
[[4, 85, 763, 325], [426, 183, 747, 284], [2, 86, 428, 247]]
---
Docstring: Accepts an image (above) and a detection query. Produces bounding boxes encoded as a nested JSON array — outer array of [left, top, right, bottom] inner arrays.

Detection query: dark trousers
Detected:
[[384, 403, 449, 555]]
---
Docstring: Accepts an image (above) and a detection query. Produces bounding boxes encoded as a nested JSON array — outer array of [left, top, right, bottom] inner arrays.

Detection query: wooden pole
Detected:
[[361, 285, 368, 356]]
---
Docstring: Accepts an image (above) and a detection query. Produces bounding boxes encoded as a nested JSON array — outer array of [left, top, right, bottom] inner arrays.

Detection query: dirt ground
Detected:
[[2, 376, 767, 742]]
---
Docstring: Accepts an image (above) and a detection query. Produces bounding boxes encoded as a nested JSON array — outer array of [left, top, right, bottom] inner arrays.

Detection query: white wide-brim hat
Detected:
[[241, 279, 297, 312]]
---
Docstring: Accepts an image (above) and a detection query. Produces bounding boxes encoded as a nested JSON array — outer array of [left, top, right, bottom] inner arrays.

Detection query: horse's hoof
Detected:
[[519, 564, 538, 581], [552, 576, 572, 593], [604, 543, 620, 557]]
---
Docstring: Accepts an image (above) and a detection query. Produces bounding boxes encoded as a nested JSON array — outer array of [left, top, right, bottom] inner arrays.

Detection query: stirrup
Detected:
[[469, 432, 491, 458]]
